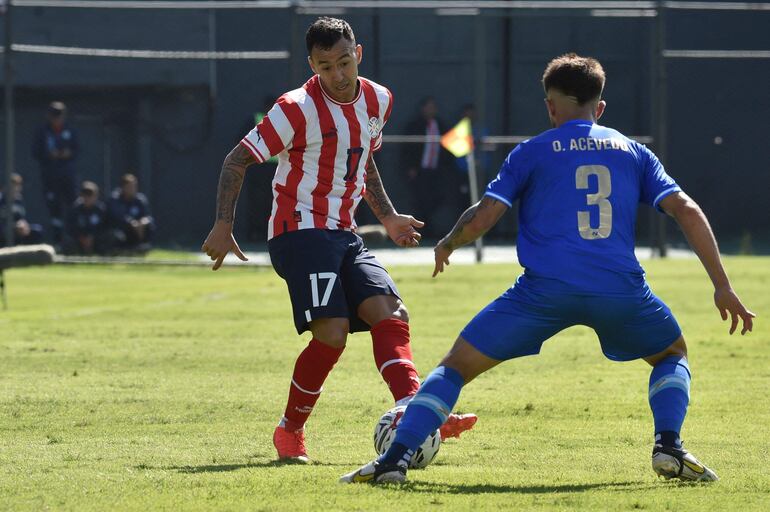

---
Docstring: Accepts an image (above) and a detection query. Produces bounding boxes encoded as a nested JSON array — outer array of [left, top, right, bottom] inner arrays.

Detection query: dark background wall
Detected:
[[2, 2, 768, 250]]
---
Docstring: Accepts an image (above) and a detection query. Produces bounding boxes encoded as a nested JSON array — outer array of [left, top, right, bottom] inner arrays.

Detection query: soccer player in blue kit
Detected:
[[341, 53, 755, 484]]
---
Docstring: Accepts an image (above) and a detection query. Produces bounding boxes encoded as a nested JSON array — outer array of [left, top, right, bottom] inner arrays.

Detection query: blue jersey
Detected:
[[486, 119, 680, 294]]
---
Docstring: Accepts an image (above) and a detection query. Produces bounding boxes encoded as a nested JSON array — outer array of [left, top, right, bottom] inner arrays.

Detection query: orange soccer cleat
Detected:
[[273, 426, 310, 463], [439, 413, 478, 440]]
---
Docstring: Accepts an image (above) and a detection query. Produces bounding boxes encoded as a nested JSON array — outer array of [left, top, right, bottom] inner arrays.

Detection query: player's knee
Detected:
[[358, 295, 408, 326], [314, 330, 348, 348], [440, 337, 500, 384], [673, 336, 688, 356], [391, 303, 409, 324], [310, 319, 349, 348], [644, 336, 688, 366], [660, 336, 687, 358], [374, 301, 409, 324]]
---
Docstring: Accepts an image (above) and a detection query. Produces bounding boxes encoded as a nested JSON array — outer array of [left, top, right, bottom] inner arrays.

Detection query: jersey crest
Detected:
[[367, 117, 382, 139]]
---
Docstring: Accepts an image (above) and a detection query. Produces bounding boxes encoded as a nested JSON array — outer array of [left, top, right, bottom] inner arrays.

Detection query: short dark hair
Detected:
[[306, 17, 355, 54], [542, 53, 605, 105]]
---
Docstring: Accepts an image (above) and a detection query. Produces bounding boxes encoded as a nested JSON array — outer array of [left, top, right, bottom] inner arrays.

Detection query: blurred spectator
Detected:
[[107, 173, 155, 254], [401, 97, 454, 238], [63, 181, 108, 255], [239, 95, 278, 242], [32, 101, 79, 244], [0, 173, 44, 247]]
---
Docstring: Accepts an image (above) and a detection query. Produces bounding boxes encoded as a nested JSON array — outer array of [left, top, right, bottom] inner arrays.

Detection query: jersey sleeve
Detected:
[[372, 88, 393, 153], [484, 142, 531, 207], [240, 95, 302, 163], [638, 144, 681, 211]]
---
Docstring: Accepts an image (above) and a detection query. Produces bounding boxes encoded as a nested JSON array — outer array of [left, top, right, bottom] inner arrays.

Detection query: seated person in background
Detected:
[[0, 173, 44, 247], [107, 173, 154, 254], [63, 181, 108, 255]]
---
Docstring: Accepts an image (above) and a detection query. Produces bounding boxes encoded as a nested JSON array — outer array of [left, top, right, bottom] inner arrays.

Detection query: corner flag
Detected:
[[442, 116, 483, 262], [441, 117, 474, 158]]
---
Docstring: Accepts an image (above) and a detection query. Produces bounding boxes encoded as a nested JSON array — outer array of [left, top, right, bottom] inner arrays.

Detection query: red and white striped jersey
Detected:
[[240, 75, 393, 240]]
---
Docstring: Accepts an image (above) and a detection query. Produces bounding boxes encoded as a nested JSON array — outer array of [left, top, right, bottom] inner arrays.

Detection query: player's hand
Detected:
[[714, 286, 755, 335], [433, 240, 453, 278], [201, 222, 248, 271], [382, 214, 424, 248]]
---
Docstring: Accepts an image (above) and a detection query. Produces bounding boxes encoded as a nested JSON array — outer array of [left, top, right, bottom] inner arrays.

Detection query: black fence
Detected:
[[2, 1, 769, 251]]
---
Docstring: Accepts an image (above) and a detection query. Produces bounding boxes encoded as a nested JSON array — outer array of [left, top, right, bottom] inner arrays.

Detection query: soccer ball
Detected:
[[373, 405, 441, 469]]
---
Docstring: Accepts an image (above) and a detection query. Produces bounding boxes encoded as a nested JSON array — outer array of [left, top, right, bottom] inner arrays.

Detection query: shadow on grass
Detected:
[[396, 480, 655, 495], [136, 459, 350, 473]]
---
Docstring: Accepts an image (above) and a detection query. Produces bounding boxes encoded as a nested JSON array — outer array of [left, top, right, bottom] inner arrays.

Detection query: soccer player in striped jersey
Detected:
[[202, 17, 476, 463], [341, 53, 755, 484]]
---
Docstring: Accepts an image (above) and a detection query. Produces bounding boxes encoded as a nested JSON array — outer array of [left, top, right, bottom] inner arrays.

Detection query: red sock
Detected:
[[281, 338, 343, 432], [371, 318, 420, 402]]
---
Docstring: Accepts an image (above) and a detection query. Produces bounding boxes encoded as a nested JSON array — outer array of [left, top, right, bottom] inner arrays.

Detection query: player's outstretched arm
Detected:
[[201, 144, 254, 270], [364, 154, 424, 248], [433, 196, 508, 277], [659, 192, 755, 334]]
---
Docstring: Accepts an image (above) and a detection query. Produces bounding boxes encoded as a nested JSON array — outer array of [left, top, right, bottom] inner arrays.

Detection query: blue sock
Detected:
[[378, 366, 465, 467], [648, 355, 690, 448]]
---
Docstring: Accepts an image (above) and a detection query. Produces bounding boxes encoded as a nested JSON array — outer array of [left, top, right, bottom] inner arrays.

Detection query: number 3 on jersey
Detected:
[[575, 165, 612, 240]]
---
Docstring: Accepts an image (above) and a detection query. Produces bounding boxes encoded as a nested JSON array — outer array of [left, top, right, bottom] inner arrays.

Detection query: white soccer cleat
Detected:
[[652, 444, 719, 482], [339, 460, 407, 484]]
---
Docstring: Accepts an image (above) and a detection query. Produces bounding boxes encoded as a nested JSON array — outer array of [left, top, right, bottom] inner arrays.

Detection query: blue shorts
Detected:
[[268, 228, 400, 334], [461, 274, 682, 362]]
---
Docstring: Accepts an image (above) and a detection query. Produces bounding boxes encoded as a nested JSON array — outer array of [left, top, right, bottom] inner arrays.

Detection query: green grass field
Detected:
[[0, 258, 768, 511]]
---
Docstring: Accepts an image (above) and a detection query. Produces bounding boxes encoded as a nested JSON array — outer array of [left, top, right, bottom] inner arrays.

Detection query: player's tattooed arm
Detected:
[[433, 196, 508, 277], [202, 143, 254, 270], [363, 155, 396, 221], [364, 154, 424, 248], [215, 144, 255, 223]]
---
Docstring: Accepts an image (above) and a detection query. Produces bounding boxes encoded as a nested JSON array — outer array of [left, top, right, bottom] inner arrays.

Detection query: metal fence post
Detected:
[[653, 1, 669, 257], [3, 0, 15, 247]]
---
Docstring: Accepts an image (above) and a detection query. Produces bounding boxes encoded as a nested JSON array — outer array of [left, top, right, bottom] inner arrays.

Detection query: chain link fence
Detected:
[[2, 1, 769, 251]]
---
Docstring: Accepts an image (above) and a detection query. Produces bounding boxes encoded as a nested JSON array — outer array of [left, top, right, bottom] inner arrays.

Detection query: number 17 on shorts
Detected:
[[306, 272, 338, 322]]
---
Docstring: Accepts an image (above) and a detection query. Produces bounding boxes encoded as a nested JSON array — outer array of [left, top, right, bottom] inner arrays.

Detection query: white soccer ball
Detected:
[[373, 405, 441, 469]]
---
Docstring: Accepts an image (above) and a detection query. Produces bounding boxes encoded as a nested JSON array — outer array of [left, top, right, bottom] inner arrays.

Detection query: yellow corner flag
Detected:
[[440, 117, 474, 158]]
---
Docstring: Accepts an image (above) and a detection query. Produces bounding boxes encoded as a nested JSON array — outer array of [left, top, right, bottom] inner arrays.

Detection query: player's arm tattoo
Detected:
[[215, 144, 255, 223], [442, 196, 506, 251], [363, 155, 397, 221]]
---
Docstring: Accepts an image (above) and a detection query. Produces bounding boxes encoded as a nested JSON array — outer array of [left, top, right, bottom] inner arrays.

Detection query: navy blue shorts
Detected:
[[461, 274, 682, 362], [268, 229, 401, 334]]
